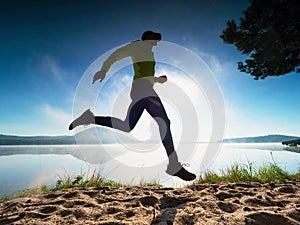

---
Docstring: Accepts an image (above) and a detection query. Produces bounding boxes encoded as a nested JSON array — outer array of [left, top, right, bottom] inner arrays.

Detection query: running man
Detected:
[[69, 30, 196, 181]]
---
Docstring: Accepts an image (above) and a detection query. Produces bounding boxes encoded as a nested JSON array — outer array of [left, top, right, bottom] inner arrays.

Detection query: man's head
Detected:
[[141, 30, 161, 46]]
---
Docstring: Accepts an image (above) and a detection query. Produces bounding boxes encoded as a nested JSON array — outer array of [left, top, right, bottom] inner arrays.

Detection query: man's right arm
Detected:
[[93, 43, 132, 84]]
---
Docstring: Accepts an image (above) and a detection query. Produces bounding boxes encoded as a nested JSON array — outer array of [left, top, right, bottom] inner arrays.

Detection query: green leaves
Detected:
[[221, 0, 300, 79]]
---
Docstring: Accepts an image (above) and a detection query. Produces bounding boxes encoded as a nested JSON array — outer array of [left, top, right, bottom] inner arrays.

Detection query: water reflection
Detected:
[[0, 143, 299, 197]]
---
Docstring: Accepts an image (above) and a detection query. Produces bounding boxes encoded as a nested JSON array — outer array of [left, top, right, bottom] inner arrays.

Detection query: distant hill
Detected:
[[0, 127, 149, 145], [0, 134, 76, 145], [1, 133, 299, 145], [222, 134, 300, 143]]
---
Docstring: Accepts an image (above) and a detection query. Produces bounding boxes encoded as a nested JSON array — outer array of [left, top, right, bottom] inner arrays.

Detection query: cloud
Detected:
[[40, 55, 68, 84], [198, 51, 223, 74], [183, 44, 233, 77], [39, 103, 71, 125], [94, 73, 132, 115], [155, 67, 214, 141]]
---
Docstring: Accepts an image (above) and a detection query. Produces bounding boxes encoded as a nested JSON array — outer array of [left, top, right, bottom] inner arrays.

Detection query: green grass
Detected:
[[195, 162, 300, 184], [1, 162, 299, 201], [54, 171, 162, 190], [0, 170, 162, 200], [54, 171, 123, 190]]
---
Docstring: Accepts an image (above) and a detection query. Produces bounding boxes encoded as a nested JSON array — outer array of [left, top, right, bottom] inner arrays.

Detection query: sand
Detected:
[[1, 180, 300, 225]]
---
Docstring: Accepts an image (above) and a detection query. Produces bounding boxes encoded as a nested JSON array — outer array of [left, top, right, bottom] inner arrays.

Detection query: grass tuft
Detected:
[[195, 162, 300, 184], [54, 171, 123, 190]]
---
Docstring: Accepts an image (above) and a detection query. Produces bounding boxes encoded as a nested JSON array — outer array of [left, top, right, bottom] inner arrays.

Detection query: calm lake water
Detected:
[[0, 143, 299, 197]]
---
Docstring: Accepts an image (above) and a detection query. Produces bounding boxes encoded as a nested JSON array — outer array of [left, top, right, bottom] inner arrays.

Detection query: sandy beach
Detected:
[[1, 180, 299, 225]]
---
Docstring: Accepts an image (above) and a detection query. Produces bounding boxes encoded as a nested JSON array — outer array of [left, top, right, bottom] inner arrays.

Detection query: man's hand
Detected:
[[93, 69, 106, 84], [155, 75, 167, 84]]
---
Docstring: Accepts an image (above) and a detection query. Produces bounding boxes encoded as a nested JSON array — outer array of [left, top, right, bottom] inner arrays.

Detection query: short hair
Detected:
[[141, 30, 162, 41]]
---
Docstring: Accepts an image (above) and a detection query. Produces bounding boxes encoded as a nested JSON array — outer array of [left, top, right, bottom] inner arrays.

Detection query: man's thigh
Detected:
[[145, 97, 169, 121]]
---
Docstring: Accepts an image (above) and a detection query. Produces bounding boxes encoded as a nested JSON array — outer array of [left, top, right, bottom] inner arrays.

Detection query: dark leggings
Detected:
[[95, 96, 176, 158]]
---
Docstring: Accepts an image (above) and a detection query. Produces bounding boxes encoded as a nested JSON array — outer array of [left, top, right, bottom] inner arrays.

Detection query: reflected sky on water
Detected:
[[0, 143, 299, 197]]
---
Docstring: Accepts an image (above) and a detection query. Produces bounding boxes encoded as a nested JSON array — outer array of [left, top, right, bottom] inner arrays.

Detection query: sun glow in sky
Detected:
[[1, 0, 300, 138]]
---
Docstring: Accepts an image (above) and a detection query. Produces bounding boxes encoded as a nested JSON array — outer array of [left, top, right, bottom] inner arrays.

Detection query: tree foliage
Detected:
[[221, 0, 300, 79]]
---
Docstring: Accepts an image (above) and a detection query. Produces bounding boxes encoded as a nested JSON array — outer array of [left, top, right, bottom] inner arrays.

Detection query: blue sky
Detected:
[[0, 0, 299, 138]]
